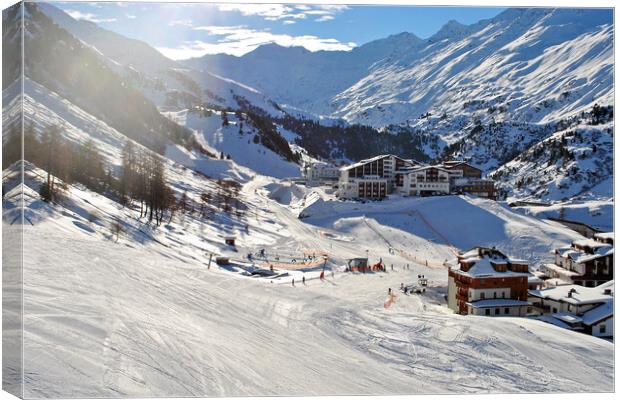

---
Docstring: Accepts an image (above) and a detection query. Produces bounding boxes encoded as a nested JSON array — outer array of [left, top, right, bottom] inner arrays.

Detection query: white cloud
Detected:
[[282, 20, 297, 25], [316, 15, 335, 22], [217, 4, 301, 20], [65, 10, 117, 23], [217, 4, 348, 22], [126, 14, 137, 20], [156, 25, 356, 59]]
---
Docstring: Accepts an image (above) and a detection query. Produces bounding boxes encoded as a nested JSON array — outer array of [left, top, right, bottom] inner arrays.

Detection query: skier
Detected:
[[320, 270, 325, 280], [302, 276, 306, 285], [388, 288, 392, 295], [292, 278, 295, 287]]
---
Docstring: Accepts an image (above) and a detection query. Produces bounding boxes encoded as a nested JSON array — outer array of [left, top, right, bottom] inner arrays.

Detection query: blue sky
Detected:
[[53, 2, 505, 59]]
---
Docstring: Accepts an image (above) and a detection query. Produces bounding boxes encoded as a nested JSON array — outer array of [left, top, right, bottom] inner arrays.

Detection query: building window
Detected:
[[552, 307, 558, 313], [600, 324, 606, 334], [495, 308, 500, 315], [480, 292, 485, 300], [504, 308, 509, 314], [485, 309, 490, 316]]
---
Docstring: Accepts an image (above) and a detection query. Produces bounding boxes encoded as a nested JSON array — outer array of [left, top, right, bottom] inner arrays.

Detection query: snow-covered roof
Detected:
[[593, 232, 614, 241], [442, 161, 481, 170], [410, 165, 451, 174], [544, 263, 580, 277], [536, 315, 573, 330], [552, 312, 583, 324], [340, 154, 391, 171], [572, 238, 610, 249], [582, 300, 613, 325], [455, 256, 529, 278], [528, 275, 544, 284], [529, 281, 613, 306], [575, 247, 613, 264], [556, 241, 612, 264], [453, 247, 529, 278], [543, 278, 572, 287], [466, 299, 530, 308]]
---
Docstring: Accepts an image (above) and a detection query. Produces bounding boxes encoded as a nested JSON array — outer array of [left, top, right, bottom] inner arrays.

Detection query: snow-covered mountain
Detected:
[[9, 2, 615, 201], [7, 2, 303, 178], [491, 114, 614, 202], [184, 7, 613, 202], [186, 8, 613, 129], [35, 2, 283, 116]]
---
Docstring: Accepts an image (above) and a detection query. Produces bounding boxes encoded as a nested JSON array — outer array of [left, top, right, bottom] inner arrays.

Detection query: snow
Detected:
[[594, 232, 614, 241], [582, 300, 613, 325], [191, 9, 612, 129], [529, 283, 613, 306], [163, 109, 301, 180], [5, 186, 613, 395], [512, 200, 613, 232], [4, 5, 615, 396], [164, 143, 251, 182], [492, 123, 614, 202], [544, 263, 580, 277], [552, 312, 583, 324], [455, 257, 528, 278], [300, 195, 585, 268]]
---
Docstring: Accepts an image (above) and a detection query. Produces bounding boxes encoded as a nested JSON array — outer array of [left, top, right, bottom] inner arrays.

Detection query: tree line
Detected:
[[5, 123, 248, 229]]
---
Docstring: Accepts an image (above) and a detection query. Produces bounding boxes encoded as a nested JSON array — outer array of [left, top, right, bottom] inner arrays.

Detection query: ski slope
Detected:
[[3, 164, 613, 397], [164, 109, 302, 180]]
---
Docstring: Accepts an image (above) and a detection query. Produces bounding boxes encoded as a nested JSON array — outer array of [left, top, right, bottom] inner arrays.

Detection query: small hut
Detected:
[[347, 257, 369, 272]]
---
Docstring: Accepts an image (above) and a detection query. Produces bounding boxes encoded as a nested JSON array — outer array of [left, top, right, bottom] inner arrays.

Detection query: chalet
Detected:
[[394, 166, 450, 196], [529, 281, 613, 338], [338, 154, 422, 199], [544, 236, 613, 287], [447, 247, 532, 316]]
